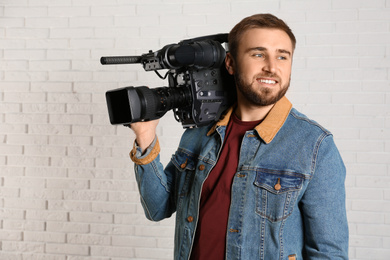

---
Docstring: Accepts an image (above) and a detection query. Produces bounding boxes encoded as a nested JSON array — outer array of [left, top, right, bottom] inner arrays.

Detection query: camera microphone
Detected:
[[100, 56, 142, 65]]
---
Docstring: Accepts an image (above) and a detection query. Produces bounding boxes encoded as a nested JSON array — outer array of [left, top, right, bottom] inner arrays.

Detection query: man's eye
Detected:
[[254, 53, 264, 58], [278, 56, 287, 60]]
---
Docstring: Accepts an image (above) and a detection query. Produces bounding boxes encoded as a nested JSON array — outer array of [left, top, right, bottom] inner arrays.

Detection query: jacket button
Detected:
[[198, 165, 205, 171], [274, 178, 281, 191], [180, 159, 188, 169], [187, 216, 194, 223]]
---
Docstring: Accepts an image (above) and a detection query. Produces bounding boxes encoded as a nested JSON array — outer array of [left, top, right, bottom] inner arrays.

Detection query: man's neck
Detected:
[[234, 102, 275, 122]]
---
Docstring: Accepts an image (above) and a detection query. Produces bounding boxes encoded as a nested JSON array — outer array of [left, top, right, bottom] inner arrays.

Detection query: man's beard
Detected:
[[234, 71, 290, 106]]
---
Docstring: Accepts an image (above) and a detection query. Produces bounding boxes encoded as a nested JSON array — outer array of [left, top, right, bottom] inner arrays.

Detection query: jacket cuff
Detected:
[[129, 136, 160, 165]]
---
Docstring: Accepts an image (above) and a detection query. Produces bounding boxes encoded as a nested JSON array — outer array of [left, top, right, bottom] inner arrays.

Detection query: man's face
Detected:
[[226, 28, 293, 106]]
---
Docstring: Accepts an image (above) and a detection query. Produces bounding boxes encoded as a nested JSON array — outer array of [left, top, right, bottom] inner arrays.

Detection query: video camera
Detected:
[[101, 33, 236, 128]]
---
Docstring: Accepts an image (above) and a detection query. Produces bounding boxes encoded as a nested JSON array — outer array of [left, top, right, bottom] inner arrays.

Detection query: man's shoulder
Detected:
[[287, 107, 332, 136]]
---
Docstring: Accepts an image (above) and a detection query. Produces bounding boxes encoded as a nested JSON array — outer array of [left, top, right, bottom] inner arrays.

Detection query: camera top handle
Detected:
[[100, 33, 229, 71]]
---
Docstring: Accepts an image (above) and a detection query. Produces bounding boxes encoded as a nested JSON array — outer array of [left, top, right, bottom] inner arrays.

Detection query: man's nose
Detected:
[[262, 58, 277, 74]]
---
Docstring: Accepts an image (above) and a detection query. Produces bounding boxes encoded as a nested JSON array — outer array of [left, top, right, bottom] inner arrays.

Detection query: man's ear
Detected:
[[225, 52, 235, 75]]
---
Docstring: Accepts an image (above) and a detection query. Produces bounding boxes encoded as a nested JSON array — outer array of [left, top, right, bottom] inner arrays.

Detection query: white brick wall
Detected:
[[1, 0, 389, 259]]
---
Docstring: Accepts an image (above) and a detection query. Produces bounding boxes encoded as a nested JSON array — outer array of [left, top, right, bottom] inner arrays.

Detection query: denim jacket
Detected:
[[130, 97, 349, 260]]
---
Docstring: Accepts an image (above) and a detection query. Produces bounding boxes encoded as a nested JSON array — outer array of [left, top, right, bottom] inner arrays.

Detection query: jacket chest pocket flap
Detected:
[[254, 170, 304, 222], [172, 151, 196, 172]]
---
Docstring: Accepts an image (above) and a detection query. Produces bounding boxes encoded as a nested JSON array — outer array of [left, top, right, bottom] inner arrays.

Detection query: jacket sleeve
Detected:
[[301, 134, 349, 259], [130, 136, 177, 221]]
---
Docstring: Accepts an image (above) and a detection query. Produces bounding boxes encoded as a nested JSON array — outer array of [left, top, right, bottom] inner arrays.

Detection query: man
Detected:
[[129, 14, 349, 260]]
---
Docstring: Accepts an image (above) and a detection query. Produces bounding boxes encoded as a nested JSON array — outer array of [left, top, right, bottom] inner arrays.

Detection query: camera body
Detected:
[[102, 34, 236, 128]]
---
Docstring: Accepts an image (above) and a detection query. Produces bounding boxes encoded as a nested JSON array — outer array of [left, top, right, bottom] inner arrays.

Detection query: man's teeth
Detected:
[[260, 79, 276, 84]]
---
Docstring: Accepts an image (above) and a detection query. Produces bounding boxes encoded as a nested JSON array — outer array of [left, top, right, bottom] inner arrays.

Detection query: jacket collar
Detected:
[[207, 96, 292, 144]]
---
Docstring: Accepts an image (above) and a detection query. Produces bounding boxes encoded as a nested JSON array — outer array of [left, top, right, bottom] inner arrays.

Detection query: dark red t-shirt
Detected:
[[190, 113, 262, 260]]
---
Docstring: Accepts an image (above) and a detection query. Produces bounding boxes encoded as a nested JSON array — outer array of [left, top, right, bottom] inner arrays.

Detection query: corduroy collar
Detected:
[[207, 96, 292, 144]]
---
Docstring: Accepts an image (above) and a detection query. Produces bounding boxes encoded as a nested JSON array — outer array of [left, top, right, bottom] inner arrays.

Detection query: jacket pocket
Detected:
[[254, 169, 303, 222]]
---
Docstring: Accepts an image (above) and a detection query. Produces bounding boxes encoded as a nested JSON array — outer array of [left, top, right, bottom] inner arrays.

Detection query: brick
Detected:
[[1, 241, 45, 253], [0, 230, 23, 241], [69, 211, 113, 224], [24, 231, 65, 243], [50, 28, 94, 39], [4, 92, 46, 103], [356, 248, 390, 260], [23, 103, 65, 114], [45, 243, 89, 256], [6, 28, 49, 39], [46, 179, 89, 190], [48, 200, 91, 212], [333, 0, 385, 8], [29, 60, 71, 71], [352, 200, 390, 213], [72, 125, 115, 136], [19, 253, 66, 260], [306, 10, 358, 22], [0, 144, 23, 155], [137, 3, 181, 15], [95, 157, 131, 169], [47, 49, 90, 60], [0, 17, 24, 27], [91, 245, 135, 258], [0, 166, 24, 177], [51, 156, 95, 168], [135, 225, 174, 238], [21, 188, 63, 200], [91, 5, 136, 16], [7, 155, 49, 167], [359, 9, 390, 20], [28, 124, 71, 135], [25, 166, 67, 178], [112, 235, 156, 247], [63, 190, 108, 201], [48, 71, 93, 82], [0, 103, 21, 113], [0, 208, 25, 220], [0, 60, 28, 71], [25, 17, 68, 28], [67, 233, 110, 245], [4, 176, 45, 189], [1, 82, 30, 92], [90, 223, 134, 236], [31, 82, 72, 92], [92, 201, 137, 214], [67, 168, 113, 179], [347, 211, 385, 224], [26, 209, 68, 221], [135, 247, 173, 259], [48, 6, 89, 17], [67, 146, 111, 158], [4, 198, 46, 210], [90, 179, 134, 191], [3, 219, 45, 231], [349, 235, 382, 248], [49, 135, 92, 146], [356, 176, 390, 189], [0, 252, 22, 260], [49, 114, 92, 125], [336, 21, 388, 33], [46, 221, 89, 234], [4, 49, 46, 61], [69, 16, 114, 28]]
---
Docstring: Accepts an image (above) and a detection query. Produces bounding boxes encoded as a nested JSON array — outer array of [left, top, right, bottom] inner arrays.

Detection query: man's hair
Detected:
[[228, 13, 296, 59]]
